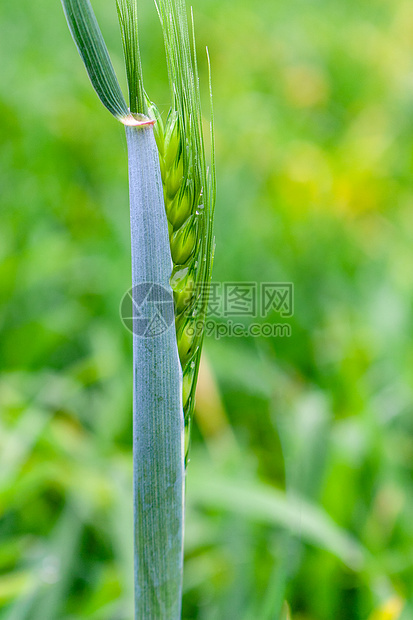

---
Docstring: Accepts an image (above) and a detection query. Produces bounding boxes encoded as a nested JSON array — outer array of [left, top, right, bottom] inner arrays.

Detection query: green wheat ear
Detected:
[[121, 0, 216, 448]]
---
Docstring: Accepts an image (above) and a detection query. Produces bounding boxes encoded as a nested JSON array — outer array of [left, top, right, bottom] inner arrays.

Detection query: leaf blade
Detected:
[[61, 0, 129, 120]]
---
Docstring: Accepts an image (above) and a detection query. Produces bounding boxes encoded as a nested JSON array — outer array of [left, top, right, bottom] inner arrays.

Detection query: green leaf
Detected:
[[188, 464, 367, 572], [61, 0, 130, 120]]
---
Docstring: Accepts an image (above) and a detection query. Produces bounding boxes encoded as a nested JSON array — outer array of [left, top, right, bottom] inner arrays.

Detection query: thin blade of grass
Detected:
[[0, 406, 52, 490], [2, 587, 38, 620], [61, 0, 129, 120], [2, 503, 83, 620], [116, 0, 146, 114], [28, 504, 83, 620]]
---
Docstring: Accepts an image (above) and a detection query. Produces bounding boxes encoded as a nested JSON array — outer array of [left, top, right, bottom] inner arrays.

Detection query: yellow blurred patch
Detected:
[[368, 597, 405, 620], [281, 600, 292, 620], [278, 141, 332, 213], [0, 571, 32, 604], [283, 64, 329, 108]]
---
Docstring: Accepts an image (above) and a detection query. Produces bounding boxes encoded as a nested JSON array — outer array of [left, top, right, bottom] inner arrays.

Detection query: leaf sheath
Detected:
[[126, 123, 184, 620]]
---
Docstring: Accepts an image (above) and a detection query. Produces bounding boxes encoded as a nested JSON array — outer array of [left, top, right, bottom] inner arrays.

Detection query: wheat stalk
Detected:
[[61, 0, 215, 617]]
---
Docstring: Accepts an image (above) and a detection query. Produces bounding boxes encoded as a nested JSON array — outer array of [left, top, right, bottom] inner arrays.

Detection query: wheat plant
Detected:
[[61, 0, 215, 617]]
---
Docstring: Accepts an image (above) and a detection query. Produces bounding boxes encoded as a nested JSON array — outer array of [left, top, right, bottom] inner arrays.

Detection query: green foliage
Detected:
[[1, 0, 413, 618]]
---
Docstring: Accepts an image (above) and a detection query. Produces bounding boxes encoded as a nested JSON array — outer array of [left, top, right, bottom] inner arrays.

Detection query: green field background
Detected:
[[1, 0, 413, 618]]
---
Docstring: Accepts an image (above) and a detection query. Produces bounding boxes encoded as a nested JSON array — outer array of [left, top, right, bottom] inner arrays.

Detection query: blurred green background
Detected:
[[1, 0, 413, 618]]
